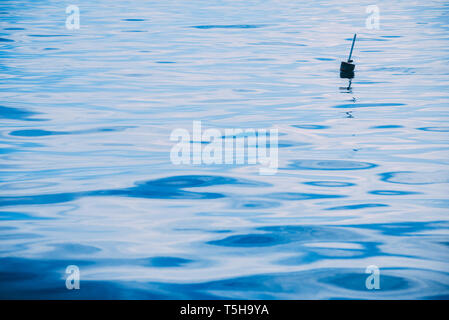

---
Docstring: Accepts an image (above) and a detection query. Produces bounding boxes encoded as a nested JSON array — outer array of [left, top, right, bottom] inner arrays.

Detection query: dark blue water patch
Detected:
[[0, 37, 13, 42], [154, 268, 426, 299], [344, 221, 444, 237], [9, 129, 65, 137], [214, 230, 232, 233], [208, 233, 286, 247], [326, 203, 389, 210], [93, 175, 244, 200], [315, 58, 335, 61], [285, 159, 377, 170], [44, 47, 59, 50], [28, 34, 70, 37], [3, 27, 25, 30], [122, 18, 146, 21], [156, 61, 176, 64], [277, 141, 301, 148], [145, 257, 193, 268], [0, 192, 81, 207], [379, 171, 449, 185], [424, 294, 449, 300], [333, 103, 405, 109], [191, 24, 266, 29], [231, 199, 280, 209], [0, 175, 267, 206], [3, 256, 442, 299], [322, 272, 409, 291], [133, 175, 268, 189], [0, 256, 208, 299], [0, 270, 37, 282], [0, 211, 50, 220], [292, 124, 330, 129], [278, 241, 391, 265], [258, 225, 357, 240], [208, 225, 358, 248], [0, 105, 40, 121], [0, 257, 96, 298], [10, 126, 132, 137], [265, 192, 346, 201], [368, 190, 420, 196], [370, 125, 403, 129], [191, 275, 273, 294], [0, 148, 17, 154], [381, 35, 402, 38], [93, 126, 132, 133], [417, 126, 449, 132], [303, 181, 355, 187], [439, 241, 449, 248]]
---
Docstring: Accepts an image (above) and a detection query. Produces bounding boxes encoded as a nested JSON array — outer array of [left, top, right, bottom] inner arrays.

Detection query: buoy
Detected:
[[340, 34, 357, 77]]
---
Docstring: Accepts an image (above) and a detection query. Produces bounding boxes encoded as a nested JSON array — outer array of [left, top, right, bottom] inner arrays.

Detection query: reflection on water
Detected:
[[0, 0, 449, 299]]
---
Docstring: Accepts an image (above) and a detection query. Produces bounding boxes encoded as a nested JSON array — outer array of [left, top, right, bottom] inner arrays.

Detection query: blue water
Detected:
[[1, 0, 449, 299]]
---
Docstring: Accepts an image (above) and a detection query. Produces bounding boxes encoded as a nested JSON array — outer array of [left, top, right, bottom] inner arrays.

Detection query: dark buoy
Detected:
[[340, 70, 354, 79], [340, 34, 357, 78]]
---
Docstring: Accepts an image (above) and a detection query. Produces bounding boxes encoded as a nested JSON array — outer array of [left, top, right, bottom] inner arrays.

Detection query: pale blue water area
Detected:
[[1, 0, 449, 299]]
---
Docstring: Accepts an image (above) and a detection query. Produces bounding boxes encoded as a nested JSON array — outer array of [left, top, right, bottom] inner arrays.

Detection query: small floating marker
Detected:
[[340, 34, 357, 78]]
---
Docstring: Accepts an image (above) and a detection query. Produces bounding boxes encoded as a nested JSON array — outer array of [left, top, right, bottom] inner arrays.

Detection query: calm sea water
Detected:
[[1, 0, 449, 299]]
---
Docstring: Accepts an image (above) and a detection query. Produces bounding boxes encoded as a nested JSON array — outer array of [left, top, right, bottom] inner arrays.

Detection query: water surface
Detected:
[[1, 0, 449, 299]]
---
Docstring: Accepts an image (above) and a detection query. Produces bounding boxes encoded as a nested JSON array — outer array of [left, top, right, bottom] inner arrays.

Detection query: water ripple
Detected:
[[286, 160, 378, 171], [191, 24, 266, 29], [379, 171, 449, 185], [333, 103, 406, 109], [0, 175, 268, 206], [0, 105, 40, 121]]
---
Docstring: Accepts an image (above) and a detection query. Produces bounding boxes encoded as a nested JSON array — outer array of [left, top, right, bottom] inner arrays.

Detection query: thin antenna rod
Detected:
[[348, 34, 357, 62]]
